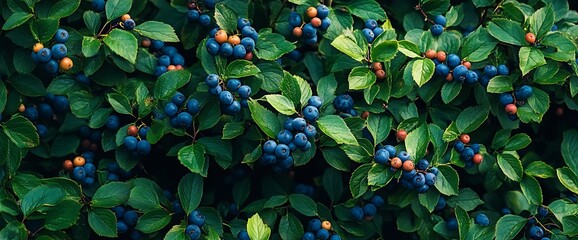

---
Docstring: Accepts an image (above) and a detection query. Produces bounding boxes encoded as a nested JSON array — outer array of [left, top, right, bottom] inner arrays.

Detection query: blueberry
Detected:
[[435, 196, 446, 211], [117, 220, 128, 234], [164, 102, 179, 117], [329, 235, 341, 240], [333, 94, 354, 112], [350, 206, 364, 220], [51, 43, 67, 59], [434, 15, 447, 27], [237, 18, 251, 30], [23, 106, 38, 121], [275, 144, 290, 159], [151, 40, 165, 50], [154, 66, 167, 76], [130, 230, 144, 240], [465, 70, 478, 84], [429, 167, 439, 175], [308, 219, 322, 232], [112, 206, 125, 218], [283, 118, 295, 131], [307, 96, 323, 108], [470, 143, 480, 154], [303, 124, 317, 138], [397, 151, 410, 161], [402, 169, 417, 180], [302, 23, 317, 38], [319, 18, 331, 31], [54, 29, 69, 43], [454, 141, 465, 152], [199, 14, 211, 26], [431, 24, 444, 36], [237, 230, 250, 240], [317, 5, 329, 19], [205, 74, 220, 88], [186, 99, 200, 115], [362, 28, 375, 43], [136, 140, 151, 155], [303, 106, 319, 122], [107, 173, 119, 181], [92, 0, 105, 11], [499, 93, 514, 106], [374, 149, 390, 164], [172, 54, 185, 66], [123, 210, 138, 226], [36, 124, 48, 138], [475, 213, 490, 226], [301, 141, 312, 151], [206, 38, 220, 56], [76, 73, 91, 84], [45, 59, 59, 75], [240, 37, 255, 51], [220, 42, 233, 57], [232, 45, 247, 59], [162, 46, 177, 57], [484, 65, 497, 77], [514, 85, 533, 101], [435, 63, 450, 76], [84, 163, 96, 176], [72, 166, 86, 181], [461, 147, 475, 161], [416, 184, 429, 193], [372, 27, 383, 36], [277, 130, 293, 144], [238, 85, 251, 98], [501, 208, 512, 215], [288, 12, 302, 28], [219, 91, 235, 105], [365, 19, 378, 30], [37, 48, 52, 62], [497, 64, 509, 75], [260, 153, 277, 165], [417, 159, 429, 170], [105, 115, 120, 130], [293, 133, 309, 147], [452, 65, 469, 82], [551, 24, 558, 31], [316, 229, 330, 240], [302, 232, 315, 240], [241, 26, 258, 41], [363, 203, 377, 217], [383, 145, 396, 157], [425, 172, 436, 186], [446, 218, 458, 231], [185, 224, 201, 240], [263, 140, 278, 154], [538, 206, 548, 218], [187, 10, 200, 21], [176, 112, 193, 128], [292, 117, 307, 131], [172, 199, 184, 215], [303, 35, 318, 45], [371, 195, 385, 207], [413, 173, 426, 187], [124, 19, 136, 30], [208, 86, 222, 96], [240, 99, 248, 108], [226, 79, 241, 92], [446, 54, 461, 68], [529, 226, 544, 239], [188, 210, 205, 226]]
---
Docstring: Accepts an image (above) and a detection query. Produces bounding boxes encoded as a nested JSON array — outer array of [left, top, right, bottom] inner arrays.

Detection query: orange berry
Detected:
[[73, 156, 86, 167], [18, 104, 25, 113], [141, 38, 151, 47], [33, 43, 44, 53], [63, 160, 73, 171], [396, 129, 408, 141], [321, 221, 331, 230], [463, 61, 471, 69], [505, 104, 517, 114], [293, 27, 303, 37], [361, 111, 370, 120], [525, 32, 536, 44], [127, 125, 138, 136], [445, 73, 453, 81], [175, 65, 183, 70], [244, 51, 253, 60], [459, 134, 470, 144], [121, 14, 131, 22], [167, 65, 176, 71], [473, 154, 483, 164], [402, 160, 414, 171], [436, 51, 446, 62], [215, 30, 228, 43], [425, 49, 436, 59], [59, 57, 73, 71], [311, 17, 322, 27], [306, 7, 317, 18], [228, 35, 240, 45], [375, 69, 386, 79], [390, 157, 402, 169], [372, 62, 383, 70]]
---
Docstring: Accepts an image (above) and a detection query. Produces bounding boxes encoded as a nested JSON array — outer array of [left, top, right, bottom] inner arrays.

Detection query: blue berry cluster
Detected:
[[288, 5, 331, 45], [453, 134, 484, 167], [31, 29, 72, 75], [399, 158, 438, 193], [433, 53, 479, 84], [333, 94, 356, 116], [431, 15, 446, 36], [141, 39, 186, 76], [204, 74, 251, 115], [361, 19, 384, 43], [66, 152, 97, 187], [185, 210, 206, 240], [123, 130, 152, 157], [301, 219, 341, 240], [22, 94, 68, 139], [478, 64, 509, 87], [158, 92, 201, 128], [186, 0, 213, 27], [111, 205, 144, 239], [260, 96, 321, 172], [349, 195, 385, 221], [205, 18, 258, 60], [521, 206, 554, 240], [106, 162, 134, 181], [499, 85, 533, 121]]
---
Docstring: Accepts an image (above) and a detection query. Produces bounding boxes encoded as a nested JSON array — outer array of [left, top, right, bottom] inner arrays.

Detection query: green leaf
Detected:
[[247, 213, 271, 240], [21, 185, 65, 216], [418, 189, 440, 212], [198, 137, 232, 169], [366, 114, 392, 146], [254, 31, 295, 61], [105, 0, 132, 21], [541, 32, 577, 53], [343, 0, 386, 20], [214, 3, 237, 33], [349, 164, 371, 198], [331, 34, 366, 62], [153, 70, 191, 100], [486, 76, 513, 93], [44, 199, 82, 231], [178, 144, 206, 174], [495, 215, 527, 240], [371, 40, 398, 62], [223, 122, 245, 139], [30, 18, 59, 43], [106, 93, 132, 115], [2, 115, 40, 148], [280, 72, 302, 107], [2, 12, 33, 30], [198, 101, 221, 131], [136, 208, 172, 234], [520, 175, 542, 205], [405, 123, 429, 161], [127, 179, 161, 211], [89, 108, 113, 128], [455, 105, 489, 133], [525, 161, 555, 179], [348, 66, 376, 90], [264, 95, 296, 116], [561, 129, 578, 176], [446, 188, 484, 211], [322, 168, 343, 202], [455, 205, 470, 239], [134, 21, 179, 42], [84, 11, 101, 35], [317, 115, 358, 146], [411, 58, 435, 87], [434, 165, 459, 196], [288, 194, 317, 216], [557, 167, 578, 194], [103, 29, 138, 64], [82, 36, 101, 57], [397, 40, 421, 58], [50, 134, 80, 157], [279, 213, 304, 240], [519, 46, 546, 75], [88, 208, 117, 238], [164, 225, 188, 240], [48, 0, 80, 18], [367, 164, 396, 187], [461, 28, 498, 62], [225, 60, 261, 79], [529, 7, 555, 39], [9, 73, 46, 97], [497, 153, 523, 182], [92, 182, 133, 208], [504, 133, 531, 151], [248, 100, 281, 139], [178, 173, 204, 215], [487, 18, 526, 46]]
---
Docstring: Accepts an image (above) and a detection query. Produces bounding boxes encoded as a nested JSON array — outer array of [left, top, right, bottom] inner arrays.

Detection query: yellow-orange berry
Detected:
[[59, 57, 73, 71], [33, 43, 44, 53]]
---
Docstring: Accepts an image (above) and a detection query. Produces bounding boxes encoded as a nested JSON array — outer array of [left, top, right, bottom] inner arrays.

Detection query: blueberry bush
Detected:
[[1, 0, 578, 239]]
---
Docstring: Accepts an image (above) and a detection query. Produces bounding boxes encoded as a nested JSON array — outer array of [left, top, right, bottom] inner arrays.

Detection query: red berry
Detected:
[[402, 160, 414, 171], [425, 50, 436, 59], [473, 154, 483, 164], [459, 134, 470, 144], [396, 129, 408, 141], [525, 32, 536, 44], [505, 104, 517, 114]]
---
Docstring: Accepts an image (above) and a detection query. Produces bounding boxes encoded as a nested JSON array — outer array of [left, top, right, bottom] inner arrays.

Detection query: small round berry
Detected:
[[228, 35, 241, 45], [402, 160, 414, 171], [505, 104, 517, 114], [316, 5, 329, 19], [73, 156, 86, 167], [472, 154, 483, 164], [63, 160, 73, 171], [525, 32, 536, 44], [293, 27, 303, 37], [431, 24, 444, 36], [396, 129, 407, 141], [390, 157, 402, 169], [59, 57, 73, 70], [121, 14, 131, 22], [436, 51, 446, 62], [123, 19, 136, 30], [459, 134, 470, 144], [321, 220, 331, 230], [54, 29, 70, 43], [425, 50, 436, 59], [434, 15, 447, 27], [33, 43, 44, 53], [306, 7, 317, 18], [475, 214, 490, 226]]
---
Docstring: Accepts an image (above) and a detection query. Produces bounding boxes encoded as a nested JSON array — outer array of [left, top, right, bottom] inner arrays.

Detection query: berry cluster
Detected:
[[186, 0, 214, 27], [260, 96, 321, 171], [523, 206, 555, 240], [349, 195, 385, 221], [62, 153, 96, 187], [78, 125, 102, 152], [120, 14, 136, 31], [361, 19, 384, 43], [206, 18, 258, 60], [430, 15, 447, 36], [141, 39, 186, 76], [333, 94, 356, 116], [302, 219, 341, 240], [111, 205, 144, 239], [429, 50, 478, 84], [106, 162, 134, 181], [159, 92, 201, 128], [374, 145, 438, 193], [288, 5, 331, 45], [204, 74, 251, 115], [31, 29, 73, 75], [453, 134, 483, 167], [499, 85, 533, 121], [123, 124, 152, 156], [478, 64, 510, 87], [185, 210, 206, 240], [21, 94, 68, 139]]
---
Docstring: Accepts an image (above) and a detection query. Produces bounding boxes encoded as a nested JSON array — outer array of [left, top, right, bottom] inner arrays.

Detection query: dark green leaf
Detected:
[[2, 115, 40, 148], [134, 21, 179, 42], [153, 70, 191, 100], [178, 144, 206, 174], [88, 208, 117, 238], [136, 208, 172, 234], [92, 182, 133, 208], [103, 29, 138, 64], [105, 0, 132, 21]]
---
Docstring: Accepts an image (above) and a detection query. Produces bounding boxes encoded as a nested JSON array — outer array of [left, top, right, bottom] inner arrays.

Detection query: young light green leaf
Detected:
[[247, 213, 271, 240], [264, 95, 296, 116], [248, 100, 282, 138], [103, 29, 138, 64], [348, 66, 376, 90], [519, 46, 546, 75], [317, 115, 358, 146], [214, 4, 237, 33], [411, 58, 435, 87]]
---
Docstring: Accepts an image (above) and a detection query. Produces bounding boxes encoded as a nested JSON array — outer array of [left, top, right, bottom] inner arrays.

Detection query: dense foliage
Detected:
[[1, 0, 578, 239]]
